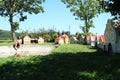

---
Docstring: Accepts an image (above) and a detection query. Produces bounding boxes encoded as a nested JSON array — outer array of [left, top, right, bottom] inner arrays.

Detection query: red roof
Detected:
[[55, 37, 63, 41], [86, 36, 90, 41], [101, 35, 105, 43]]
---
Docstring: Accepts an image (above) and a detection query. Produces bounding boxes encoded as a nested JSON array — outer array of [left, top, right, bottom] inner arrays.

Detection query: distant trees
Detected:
[[19, 28, 59, 42], [38, 28, 59, 42], [0, 30, 12, 40], [105, 0, 120, 19], [0, 28, 60, 42], [0, 0, 45, 42], [61, 0, 105, 35], [0, 29, 20, 40]]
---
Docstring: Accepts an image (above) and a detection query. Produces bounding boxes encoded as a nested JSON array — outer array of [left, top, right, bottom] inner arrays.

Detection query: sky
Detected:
[[0, 0, 113, 35]]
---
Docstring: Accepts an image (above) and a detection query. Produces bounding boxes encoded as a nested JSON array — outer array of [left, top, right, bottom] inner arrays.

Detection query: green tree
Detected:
[[51, 33, 58, 42], [0, 0, 45, 42], [61, 0, 104, 34], [105, 0, 120, 19]]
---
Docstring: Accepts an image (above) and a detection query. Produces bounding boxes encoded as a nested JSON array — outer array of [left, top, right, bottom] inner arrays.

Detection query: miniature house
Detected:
[[23, 34, 31, 44]]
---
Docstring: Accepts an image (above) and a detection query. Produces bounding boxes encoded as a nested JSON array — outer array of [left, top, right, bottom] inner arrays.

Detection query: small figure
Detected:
[[13, 36, 22, 50]]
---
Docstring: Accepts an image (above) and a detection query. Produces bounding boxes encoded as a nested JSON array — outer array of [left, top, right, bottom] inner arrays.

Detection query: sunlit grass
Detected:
[[0, 40, 13, 46], [0, 40, 55, 46], [0, 44, 120, 80], [52, 44, 97, 54]]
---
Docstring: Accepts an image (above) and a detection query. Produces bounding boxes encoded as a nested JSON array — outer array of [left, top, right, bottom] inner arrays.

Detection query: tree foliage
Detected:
[[61, 0, 104, 34], [19, 28, 59, 42], [0, 0, 45, 42], [105, 0, 120, 19]]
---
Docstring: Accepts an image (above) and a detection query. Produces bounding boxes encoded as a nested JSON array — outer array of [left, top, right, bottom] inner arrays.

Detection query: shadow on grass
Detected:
[[0, 49, 120, 80]]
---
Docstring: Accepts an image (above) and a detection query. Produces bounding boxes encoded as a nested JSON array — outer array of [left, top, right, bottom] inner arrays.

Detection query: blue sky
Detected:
[[0, 0, 113, 35]]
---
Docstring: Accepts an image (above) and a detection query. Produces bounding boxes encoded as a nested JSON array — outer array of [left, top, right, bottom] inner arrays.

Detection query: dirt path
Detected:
[[0, 45, 55, 58]]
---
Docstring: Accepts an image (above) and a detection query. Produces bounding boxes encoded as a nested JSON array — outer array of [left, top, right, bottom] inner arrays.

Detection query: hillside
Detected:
[[0, 29, 20, 40], [0, 29, 12, 40]]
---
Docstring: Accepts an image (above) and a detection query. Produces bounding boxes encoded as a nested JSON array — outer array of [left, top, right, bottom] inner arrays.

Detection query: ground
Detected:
[[0, 45, 55, 58]]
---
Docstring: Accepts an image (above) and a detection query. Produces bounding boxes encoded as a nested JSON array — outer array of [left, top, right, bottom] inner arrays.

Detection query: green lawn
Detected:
[[0, 40, 13, 46], [0, 44, 120, 80], [0, 40, 55, 46]]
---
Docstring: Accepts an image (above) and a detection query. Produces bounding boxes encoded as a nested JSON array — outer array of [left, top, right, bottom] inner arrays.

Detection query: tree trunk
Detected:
[[9, 15, 16, 42], [11, 26, 16, 42], [85, 18, 88, 34], [84, 16, 88, 45]]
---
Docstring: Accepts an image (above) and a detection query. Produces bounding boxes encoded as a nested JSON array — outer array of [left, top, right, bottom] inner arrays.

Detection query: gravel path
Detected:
[[0, 45, 55, 58]]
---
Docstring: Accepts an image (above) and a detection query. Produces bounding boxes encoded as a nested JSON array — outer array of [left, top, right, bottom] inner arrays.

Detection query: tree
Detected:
[[61, 0, 104, 34], [105, 0, 120, 19], [0, 0, 45, 42]]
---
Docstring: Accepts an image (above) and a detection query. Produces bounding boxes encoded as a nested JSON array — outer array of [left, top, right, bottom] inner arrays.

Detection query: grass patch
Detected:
[[39, 42, 56, 46], [22, 42, 56, 47], [0, 44, 120, 80], [0, 40, 13, 46], [52, 44, 96, 53], [0, 40, 55, 46], [0, 40, 12, 43]]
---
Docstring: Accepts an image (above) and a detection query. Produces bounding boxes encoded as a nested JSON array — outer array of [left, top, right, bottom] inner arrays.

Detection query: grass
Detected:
[[0, 44, 120, 80], [52, 44, 97, 53], [0, 40, 13, 46], [39, 42, 56, 46], [0, 40, 55, 46]]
